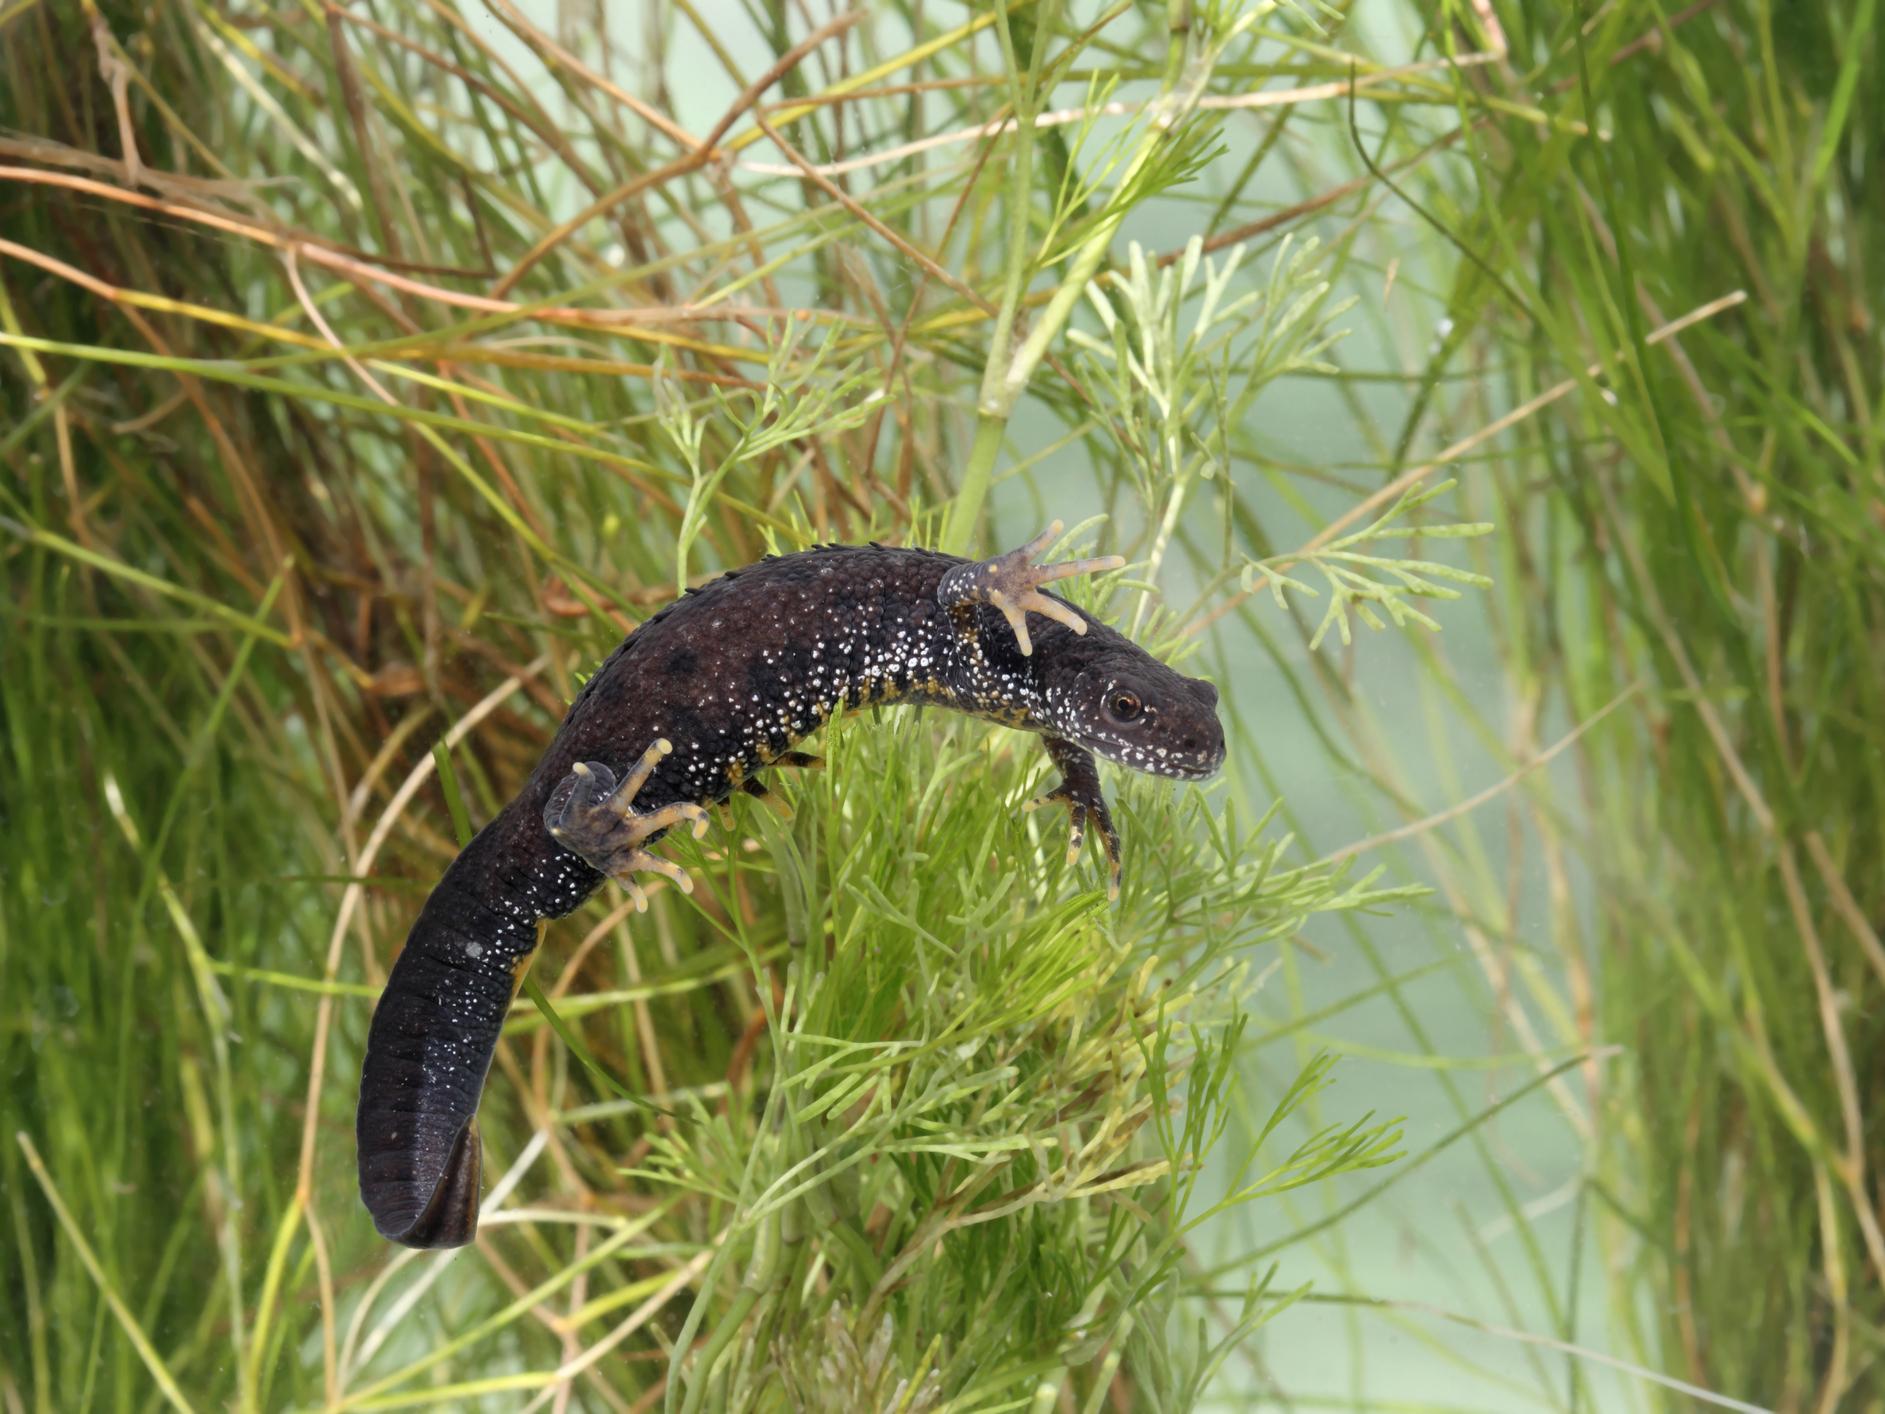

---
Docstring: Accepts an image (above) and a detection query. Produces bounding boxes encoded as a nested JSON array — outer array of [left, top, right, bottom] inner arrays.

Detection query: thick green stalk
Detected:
[[941, 414, 1011, 556], [940, 5, 1048, 556], [944, 5, 1238, 554], [678, 1207, 786, 1414]]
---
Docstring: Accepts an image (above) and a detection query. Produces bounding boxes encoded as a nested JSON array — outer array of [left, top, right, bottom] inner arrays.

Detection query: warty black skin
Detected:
[[356, 539, 1225, 1248]]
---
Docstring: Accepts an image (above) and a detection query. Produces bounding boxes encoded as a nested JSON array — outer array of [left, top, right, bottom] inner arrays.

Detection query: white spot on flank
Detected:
[[466, 942, 485, 959]]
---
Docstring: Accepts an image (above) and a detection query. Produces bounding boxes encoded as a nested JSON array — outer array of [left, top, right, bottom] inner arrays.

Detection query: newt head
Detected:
[[1041, 636, 1226, 781]]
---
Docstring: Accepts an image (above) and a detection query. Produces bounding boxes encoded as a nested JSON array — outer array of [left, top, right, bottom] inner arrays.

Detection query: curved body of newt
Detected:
[[356, 527, 1225, 1248]]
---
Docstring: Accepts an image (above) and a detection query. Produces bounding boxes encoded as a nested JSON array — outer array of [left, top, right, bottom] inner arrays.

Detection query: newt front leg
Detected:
[[1026, 736, 1123, 901], [938, 521, 1124, 656]]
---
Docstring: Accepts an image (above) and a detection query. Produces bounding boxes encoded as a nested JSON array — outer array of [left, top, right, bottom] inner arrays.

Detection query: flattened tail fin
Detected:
[[361, 1113, 482, 1249], [355, 811, 571, 1249], [355, 882, 521, 1248]]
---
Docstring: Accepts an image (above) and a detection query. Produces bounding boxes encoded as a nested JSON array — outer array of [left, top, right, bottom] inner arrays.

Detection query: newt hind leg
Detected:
[[543, 739, 709, 912], [938, 521, 1124, 656], [726, 749, 824, 822], [741, 750, 824, 797], [1025, 736, 1123, 901]]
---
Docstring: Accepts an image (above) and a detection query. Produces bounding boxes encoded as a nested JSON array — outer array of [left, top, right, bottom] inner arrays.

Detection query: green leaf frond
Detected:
[[603, 710, 1410, 1408], [1074, 235, 1355, 502], [1245, 477, 1496, 650]]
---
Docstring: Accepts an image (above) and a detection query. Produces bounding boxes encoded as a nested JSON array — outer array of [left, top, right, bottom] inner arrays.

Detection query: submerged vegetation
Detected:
[[1, 1, 1879, 1411]]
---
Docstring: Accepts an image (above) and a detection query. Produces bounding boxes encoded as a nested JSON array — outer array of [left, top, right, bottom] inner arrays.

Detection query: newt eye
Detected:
[[1107, 691, 1142, 722]]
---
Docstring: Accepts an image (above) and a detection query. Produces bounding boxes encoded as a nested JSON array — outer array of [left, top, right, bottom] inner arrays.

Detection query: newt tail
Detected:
[[357, 524, 1224, 1247]]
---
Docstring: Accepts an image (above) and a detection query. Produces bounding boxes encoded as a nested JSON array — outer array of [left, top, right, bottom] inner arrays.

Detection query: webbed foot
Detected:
[[543, 739, 708, 912], [1026, 737, 1123, 901], [940, 521, 1124, 656]]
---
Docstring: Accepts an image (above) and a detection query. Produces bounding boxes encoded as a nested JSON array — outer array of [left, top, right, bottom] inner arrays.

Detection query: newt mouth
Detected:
[[1125, 743, 1226, 780], [1164, 754, 1226, 781]]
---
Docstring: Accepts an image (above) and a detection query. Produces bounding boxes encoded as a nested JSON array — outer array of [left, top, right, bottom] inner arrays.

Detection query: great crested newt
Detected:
[[356, 525, 1226, 1248]]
